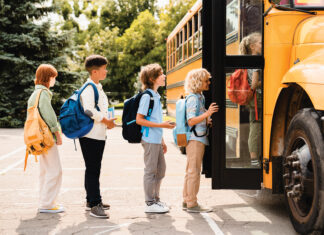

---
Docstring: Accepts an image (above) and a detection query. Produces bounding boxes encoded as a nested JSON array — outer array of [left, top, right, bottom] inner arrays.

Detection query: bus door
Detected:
[[202, 0, 264, 189]]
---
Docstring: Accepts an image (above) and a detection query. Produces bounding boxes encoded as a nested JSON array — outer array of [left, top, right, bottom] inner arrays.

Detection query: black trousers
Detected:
[[79, 137, 106, 207]]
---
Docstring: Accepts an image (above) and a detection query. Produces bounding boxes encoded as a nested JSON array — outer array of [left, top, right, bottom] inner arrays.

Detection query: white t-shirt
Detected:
[[80, 78, 108, 140]]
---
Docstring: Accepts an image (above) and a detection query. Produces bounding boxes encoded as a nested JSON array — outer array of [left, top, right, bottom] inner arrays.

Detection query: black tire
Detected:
[[283, 108, 324, 234]]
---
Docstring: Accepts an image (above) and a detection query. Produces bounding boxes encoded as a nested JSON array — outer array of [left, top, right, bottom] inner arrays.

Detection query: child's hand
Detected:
[[104, 118, 117, 129], [54, 132, 62, 145], [162, 142, 167, 154], [207, 103, 219, 116], [160, 121, 175, 129]]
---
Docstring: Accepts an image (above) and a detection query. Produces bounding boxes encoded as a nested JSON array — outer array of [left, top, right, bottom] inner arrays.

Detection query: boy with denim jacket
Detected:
[[136, 64, 175, 213]]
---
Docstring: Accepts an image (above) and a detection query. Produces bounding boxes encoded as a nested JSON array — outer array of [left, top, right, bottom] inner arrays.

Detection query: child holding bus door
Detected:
[[183, 68, 219, 213]]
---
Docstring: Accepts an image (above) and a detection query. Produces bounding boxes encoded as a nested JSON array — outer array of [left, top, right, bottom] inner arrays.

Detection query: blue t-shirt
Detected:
[[137, 89, 163, 144], [186, 93, 209, 145]]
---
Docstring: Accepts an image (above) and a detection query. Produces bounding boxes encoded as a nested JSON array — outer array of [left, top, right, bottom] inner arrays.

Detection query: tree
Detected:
[[114, 10, 159, 97], [100, 0, 156, 35], [0, 0, 83, 127]]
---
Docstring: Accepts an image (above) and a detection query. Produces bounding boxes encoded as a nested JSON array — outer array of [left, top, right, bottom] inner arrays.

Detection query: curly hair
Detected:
[[184, 68, 211, 93], [34, 64, 58, 88], [140, 64, 162, 90]]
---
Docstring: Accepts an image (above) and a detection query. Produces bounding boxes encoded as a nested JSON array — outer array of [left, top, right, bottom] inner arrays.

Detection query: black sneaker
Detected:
[[90, 204, 109, 219], [86, 202, 110, 211]]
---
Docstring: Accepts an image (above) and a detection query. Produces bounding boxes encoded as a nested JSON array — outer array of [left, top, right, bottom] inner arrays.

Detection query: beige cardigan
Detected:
[[80, 79, 109, 140]]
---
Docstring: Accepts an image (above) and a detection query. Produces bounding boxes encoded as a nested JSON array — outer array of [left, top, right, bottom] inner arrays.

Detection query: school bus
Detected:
[[166, 0, 324, 233]]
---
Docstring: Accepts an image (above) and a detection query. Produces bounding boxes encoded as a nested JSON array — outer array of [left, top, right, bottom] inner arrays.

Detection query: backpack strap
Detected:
[[141, 90, 155, 138], [143, 90, 154, 118], [77, 82, 100, 111], [34, 88, 49, 109], [186, 93, 208, 138]]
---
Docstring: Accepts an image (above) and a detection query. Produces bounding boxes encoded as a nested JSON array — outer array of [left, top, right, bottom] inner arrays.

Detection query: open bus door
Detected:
[[202, 0, 264, 189]]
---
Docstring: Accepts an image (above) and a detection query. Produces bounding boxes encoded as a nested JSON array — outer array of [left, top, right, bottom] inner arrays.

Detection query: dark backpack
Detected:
[[122, 90, 154, 143], [59, 83, 99, 139]]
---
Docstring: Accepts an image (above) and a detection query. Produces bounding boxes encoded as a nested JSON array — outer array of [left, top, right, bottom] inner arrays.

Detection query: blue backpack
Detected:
[[173, 94, 207, 146], [122, 90, 154, 143], [59, 83, 99, 139]]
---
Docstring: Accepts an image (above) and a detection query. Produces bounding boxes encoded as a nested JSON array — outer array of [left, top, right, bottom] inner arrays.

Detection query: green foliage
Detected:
[[100, 0, 156, 35], [62, 19, 80, 32], [61, 0, 72, 20], [0, 0, 83, 127], [55, 0, 196, 104], [73, 0, 81, 17]]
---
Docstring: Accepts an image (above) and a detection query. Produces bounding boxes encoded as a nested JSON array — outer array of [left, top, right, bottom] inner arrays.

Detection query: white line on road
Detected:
[[237, 192, 258, 198], [0, 146, 25, 161], [201, 212, 224, 235], [0, 159, 24, 175], [91, 223, 131, 235]]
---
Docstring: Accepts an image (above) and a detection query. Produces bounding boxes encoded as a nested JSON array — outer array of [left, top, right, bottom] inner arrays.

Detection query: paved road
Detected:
[[0, 128, 297, 235]]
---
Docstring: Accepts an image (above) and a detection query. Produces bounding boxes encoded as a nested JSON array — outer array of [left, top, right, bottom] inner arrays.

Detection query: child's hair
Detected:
[[85, 55, 108, 74], [239, 32, 261, 55], [140, 64, 162, 90], [184, 68, 211, 93], [34, 64, 58, 88]]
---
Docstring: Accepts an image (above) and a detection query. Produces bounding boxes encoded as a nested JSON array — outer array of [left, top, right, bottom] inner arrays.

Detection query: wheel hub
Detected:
[[284, 144, 312, 201]]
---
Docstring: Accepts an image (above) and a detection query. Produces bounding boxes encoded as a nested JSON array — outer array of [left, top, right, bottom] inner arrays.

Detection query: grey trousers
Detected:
[[141, 141, 166, 204]]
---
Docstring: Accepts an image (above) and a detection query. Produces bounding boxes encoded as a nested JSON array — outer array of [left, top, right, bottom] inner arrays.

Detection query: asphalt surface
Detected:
[[0, 127, 298, 235]]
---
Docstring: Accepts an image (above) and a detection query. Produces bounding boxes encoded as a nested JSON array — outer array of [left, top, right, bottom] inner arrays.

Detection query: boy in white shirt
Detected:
[[79, 55, 116, 219]]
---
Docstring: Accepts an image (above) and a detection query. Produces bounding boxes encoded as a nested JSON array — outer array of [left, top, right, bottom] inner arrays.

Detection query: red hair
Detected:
[[35, 64, 58, 88]]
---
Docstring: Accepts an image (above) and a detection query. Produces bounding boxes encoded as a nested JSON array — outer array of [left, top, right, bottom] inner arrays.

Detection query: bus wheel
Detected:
[[283, 108, 324, 234]]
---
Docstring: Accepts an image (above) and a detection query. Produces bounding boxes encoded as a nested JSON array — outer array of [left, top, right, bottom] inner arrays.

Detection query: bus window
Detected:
[[188, 20, 193, 57], [225, 68, 263, 168], [226, 0, 262, 55], [176, 33, 179, 64], [198, 9, 202, 50], [184, 25, 188, 60], [172, 38, 176, 68], [179, 30, 183, 63], [194, 13, 199, 54]]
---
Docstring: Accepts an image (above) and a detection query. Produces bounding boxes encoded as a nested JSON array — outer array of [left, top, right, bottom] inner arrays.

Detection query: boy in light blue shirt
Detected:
[[136, 64, 175, 213]]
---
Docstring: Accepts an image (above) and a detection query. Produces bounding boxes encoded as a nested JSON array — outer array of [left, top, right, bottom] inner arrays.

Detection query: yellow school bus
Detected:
[[166, 0, 202, 117], [167, 0, 324, 233]]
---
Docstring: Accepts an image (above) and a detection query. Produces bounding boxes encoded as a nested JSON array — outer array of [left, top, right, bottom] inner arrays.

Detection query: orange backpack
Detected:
[[24, 89, 55, 170], [228, 69, 258, 120]]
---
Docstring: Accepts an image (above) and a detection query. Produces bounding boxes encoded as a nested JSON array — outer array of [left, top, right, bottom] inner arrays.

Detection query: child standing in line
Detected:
[[183, 68, 218, 213], [136, 64, 175, 213], [79, 55, 116, 219], [27, 64, 64, 213]]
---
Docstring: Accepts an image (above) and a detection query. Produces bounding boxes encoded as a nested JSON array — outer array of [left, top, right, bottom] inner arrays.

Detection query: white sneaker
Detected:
[[39, 205, 65, 213], [145, 203, 169, 213], [156, 201, 169, 211]]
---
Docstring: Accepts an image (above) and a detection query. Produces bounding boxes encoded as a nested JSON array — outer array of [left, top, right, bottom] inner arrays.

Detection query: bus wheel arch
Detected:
[[270, 84, 313, 158]]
